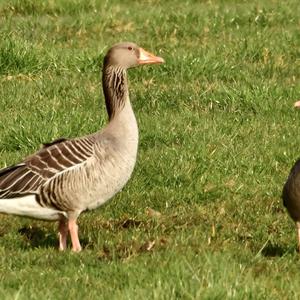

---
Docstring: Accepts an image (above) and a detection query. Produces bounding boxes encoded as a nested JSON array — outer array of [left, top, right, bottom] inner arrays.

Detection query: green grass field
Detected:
[[0, 0, 299, 298]]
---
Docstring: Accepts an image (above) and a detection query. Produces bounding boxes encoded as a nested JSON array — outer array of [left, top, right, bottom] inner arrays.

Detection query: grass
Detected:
[[0, 0, 299, 298]]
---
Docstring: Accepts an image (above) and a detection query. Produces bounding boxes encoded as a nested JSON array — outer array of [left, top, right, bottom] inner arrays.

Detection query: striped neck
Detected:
[[102, 65, 128, 121]]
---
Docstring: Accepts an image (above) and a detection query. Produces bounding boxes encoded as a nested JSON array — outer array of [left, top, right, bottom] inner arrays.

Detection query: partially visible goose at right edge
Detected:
[[282, 100, 300, 252]]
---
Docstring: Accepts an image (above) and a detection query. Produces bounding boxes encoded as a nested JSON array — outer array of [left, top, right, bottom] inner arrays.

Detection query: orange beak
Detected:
[[138, 47, 165, 65]]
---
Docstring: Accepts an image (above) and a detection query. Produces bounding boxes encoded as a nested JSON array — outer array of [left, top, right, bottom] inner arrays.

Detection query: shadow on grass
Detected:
[[18, 225, 90, 250], [260, 243, 296, 257], [261, 244, 285, 257]]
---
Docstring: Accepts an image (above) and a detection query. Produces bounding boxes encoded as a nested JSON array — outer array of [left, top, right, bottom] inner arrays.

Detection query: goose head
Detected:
[[103, 42, 164, 69]]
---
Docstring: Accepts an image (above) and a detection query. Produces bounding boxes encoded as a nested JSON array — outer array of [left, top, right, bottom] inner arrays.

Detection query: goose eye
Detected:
[[128, 46, 133, 51]]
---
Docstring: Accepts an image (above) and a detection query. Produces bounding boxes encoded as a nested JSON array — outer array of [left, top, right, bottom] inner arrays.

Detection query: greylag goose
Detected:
[[0, 42, 164, 252], [283, 100, 300, 252]]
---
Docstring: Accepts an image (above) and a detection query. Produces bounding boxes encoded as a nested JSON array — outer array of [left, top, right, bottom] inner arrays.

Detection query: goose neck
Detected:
[[102, 65, 128, 121]]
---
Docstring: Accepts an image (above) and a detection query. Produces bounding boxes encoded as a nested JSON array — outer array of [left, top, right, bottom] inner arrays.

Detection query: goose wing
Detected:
[[0, 136, 95, 199]]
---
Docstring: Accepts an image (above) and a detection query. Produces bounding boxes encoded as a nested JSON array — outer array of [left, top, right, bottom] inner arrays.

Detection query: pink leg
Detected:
[[58, 219, 68, 251], [68, 219, 82, 252], [297, 222, 300, 253]]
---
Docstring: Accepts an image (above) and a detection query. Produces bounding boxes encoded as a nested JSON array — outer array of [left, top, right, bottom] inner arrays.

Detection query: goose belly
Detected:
[[0, 195, 65, 220]]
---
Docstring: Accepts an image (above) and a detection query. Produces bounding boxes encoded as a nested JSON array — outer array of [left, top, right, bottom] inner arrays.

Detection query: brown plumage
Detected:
[[0, 137, 94, 199], [283, 101, 300, 252], [0, 42, 164, 251]]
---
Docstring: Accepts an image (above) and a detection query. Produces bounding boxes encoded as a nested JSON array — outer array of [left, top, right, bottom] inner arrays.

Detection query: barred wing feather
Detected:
[[0, 137, 95, 199]]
